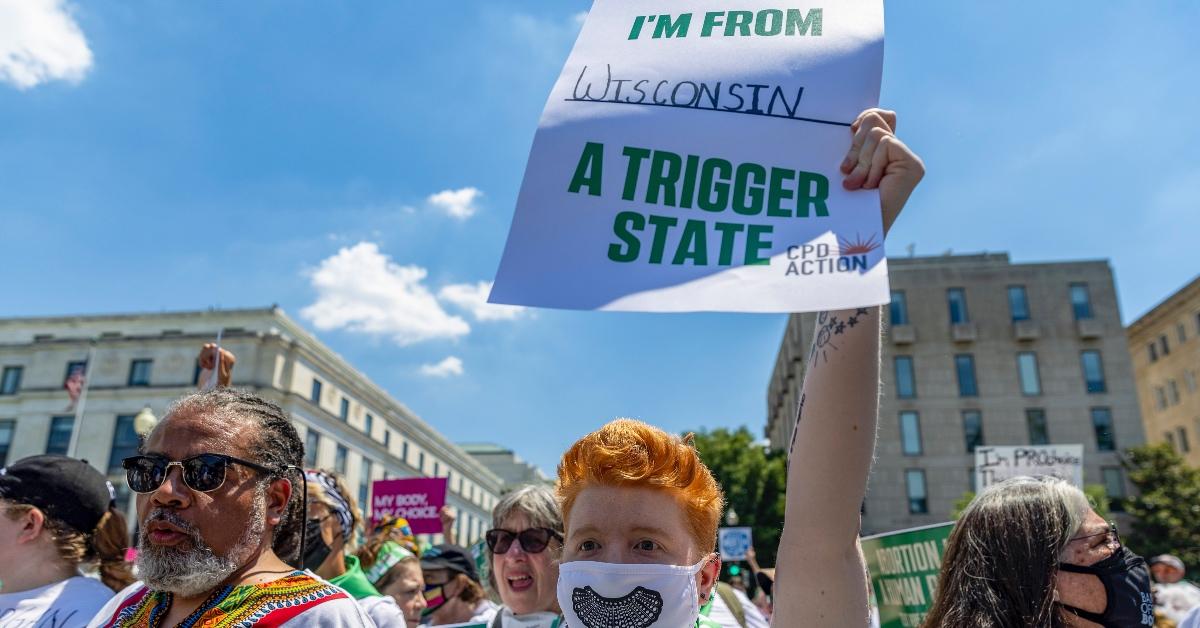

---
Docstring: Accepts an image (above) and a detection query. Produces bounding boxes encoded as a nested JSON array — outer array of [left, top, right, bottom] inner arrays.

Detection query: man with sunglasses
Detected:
[[87, 388, 374, 627]]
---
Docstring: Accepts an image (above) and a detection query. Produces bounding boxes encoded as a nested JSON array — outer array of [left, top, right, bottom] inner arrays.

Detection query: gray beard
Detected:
[[136, 489, 267, 597]]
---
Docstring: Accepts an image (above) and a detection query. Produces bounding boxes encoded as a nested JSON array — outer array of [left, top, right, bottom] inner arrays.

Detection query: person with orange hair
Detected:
[[554, 108, 923, 628]]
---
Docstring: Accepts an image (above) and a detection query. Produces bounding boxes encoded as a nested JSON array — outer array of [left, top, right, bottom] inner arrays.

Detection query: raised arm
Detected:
[[772, 109, 923, 626]]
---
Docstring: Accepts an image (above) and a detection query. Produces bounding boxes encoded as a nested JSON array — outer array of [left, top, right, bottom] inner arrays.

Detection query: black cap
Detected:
[[420, 544, 479, 583], [0, 455, 113, 534]]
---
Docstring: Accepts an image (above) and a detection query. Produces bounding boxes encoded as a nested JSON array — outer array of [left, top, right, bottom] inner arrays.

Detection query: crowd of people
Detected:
[[1, 108, 1195, 628]]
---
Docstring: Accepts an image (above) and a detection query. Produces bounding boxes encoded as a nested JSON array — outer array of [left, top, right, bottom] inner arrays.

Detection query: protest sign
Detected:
[[862, 522, 954, 628], [490, 0, 888, 312], [974, 444, 1084, 491], [370, 477, 447, 534], [718, 526, 753, 561]]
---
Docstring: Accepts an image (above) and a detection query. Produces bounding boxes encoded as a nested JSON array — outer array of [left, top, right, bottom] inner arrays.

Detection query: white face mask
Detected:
[[499, 608, 563, 628], [556, 558, 709, 628]]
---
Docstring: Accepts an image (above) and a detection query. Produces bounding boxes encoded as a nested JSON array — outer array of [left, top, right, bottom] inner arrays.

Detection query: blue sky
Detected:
[[1, 1, 1196, 475]]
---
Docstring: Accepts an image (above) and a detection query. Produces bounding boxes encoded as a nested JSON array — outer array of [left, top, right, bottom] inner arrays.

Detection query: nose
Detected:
[[413, 592, 427, 610], [150, 463, 192, 508], [503, 540, 529, 558]]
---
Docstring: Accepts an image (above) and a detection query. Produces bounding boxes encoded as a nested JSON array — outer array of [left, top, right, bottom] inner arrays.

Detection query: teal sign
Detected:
[[861, 522, 954, 628]]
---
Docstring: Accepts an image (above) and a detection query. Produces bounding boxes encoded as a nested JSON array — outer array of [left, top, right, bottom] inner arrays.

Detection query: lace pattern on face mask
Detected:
[[570, 586, 664, 628]]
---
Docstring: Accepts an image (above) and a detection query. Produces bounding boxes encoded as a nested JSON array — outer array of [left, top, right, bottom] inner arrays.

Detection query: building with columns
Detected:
[[0, 306, 503, 545]]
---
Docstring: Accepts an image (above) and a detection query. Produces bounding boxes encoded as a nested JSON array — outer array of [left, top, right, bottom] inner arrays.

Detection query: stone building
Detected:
[[460, 442, 553, 493], [1127, 276, 1200, 466], [766, 253, 1144, 534], [0, 307, 503, 544]]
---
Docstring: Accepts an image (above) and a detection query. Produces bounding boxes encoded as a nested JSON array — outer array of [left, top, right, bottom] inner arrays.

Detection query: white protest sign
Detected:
[[718, 526, 753, 561], [974, 445, 1084, 491], [489, 1, 888, 313]]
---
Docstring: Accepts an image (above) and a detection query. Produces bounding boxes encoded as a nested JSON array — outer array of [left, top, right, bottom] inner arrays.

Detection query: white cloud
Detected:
[[427, 187, 482, 220], [420, 356, 464, 378], [438, 281, 527, 321], [301, 242, 470, 346], [0, 0, 93, 90]]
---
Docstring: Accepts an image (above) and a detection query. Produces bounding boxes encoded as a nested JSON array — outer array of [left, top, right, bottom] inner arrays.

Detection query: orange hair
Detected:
[[556, 418, 725, 552]]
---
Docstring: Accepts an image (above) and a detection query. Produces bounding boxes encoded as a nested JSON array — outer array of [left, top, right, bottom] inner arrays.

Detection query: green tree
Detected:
[[690, 426, 788, 568], [1123, 443, 1200, 572], [951, 485, 1110, 521]]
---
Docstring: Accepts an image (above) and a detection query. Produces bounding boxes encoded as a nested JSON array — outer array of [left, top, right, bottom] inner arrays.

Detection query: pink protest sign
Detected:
[[370, 477, 448, 534]]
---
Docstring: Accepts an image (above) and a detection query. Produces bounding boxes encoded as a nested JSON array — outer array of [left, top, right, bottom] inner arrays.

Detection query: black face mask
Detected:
[[302, 517, 334, 571], [1058, 546, 1154, 627]]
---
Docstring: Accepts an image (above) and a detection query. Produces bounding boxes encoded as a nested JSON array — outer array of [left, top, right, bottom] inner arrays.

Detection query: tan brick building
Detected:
[[1127, 276, 1200, 466], [767, 253, 1144, 535]]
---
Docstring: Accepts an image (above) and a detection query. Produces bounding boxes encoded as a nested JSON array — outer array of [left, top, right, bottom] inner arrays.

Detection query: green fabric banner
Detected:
[[861, 522, 954, 628]]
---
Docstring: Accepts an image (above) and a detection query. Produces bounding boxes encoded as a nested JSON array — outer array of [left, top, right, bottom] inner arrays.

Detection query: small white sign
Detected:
[[489, 0, 889, 312], [974, 444, 1084, 491], [719, 526, 754, 561]]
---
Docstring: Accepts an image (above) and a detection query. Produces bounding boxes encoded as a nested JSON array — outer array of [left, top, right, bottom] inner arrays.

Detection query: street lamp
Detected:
[[725, 507, 739, 527], [134, 406, 158, 436]]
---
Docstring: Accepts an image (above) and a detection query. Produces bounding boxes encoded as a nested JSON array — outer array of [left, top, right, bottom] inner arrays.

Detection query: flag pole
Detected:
[[67, 342, 96, 459]]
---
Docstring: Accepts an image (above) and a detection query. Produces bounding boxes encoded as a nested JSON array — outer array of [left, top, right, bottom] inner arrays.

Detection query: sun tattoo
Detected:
[[809, 308, 872, 367]]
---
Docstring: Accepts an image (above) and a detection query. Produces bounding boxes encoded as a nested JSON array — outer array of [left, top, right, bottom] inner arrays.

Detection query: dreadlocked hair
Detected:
[[160, 388, 306, 567]]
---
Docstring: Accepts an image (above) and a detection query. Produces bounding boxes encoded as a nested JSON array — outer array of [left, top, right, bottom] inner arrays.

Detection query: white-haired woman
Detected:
[[485, 484, 564, 627]]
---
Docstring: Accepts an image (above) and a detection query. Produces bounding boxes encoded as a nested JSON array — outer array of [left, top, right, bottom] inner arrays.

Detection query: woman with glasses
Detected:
[[303, 469, 410, 627], [485, 484, 565, 628], [923, 476, 1153, 627], [0, 455, 134, 627]]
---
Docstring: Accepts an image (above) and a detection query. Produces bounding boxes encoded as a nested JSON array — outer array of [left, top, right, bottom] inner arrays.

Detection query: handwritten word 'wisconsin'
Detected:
[[628, 9, 823, 40], [572, 65, 804, 121]]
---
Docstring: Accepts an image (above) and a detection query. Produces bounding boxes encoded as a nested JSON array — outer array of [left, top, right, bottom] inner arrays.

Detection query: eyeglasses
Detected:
[[1068, 520, 1120, 551], [122, 453, 276, 494], [485, 527, 563, 554]]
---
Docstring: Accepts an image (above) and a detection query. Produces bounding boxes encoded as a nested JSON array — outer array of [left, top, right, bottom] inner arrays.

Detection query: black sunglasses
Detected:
[[485, 527, 563, 554], [122, 453, 276, 494]]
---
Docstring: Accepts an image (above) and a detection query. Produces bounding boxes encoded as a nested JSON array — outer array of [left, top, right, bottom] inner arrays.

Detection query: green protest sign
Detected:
[[861, 522, 954, 628]]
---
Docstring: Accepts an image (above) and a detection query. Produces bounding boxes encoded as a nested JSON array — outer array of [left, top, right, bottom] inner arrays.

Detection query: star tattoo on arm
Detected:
[[808, 308, 872, 368]]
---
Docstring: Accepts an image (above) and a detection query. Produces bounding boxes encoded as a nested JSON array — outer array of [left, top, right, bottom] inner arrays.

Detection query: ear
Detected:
[[696, 553, 722, 604], [16, 507, 46, 545], [265, 477, 293, 527]]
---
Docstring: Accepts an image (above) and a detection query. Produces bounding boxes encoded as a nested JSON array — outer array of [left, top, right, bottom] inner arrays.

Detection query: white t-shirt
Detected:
[[85, 572, 376, 627], [1161, 582, 1200, 623], [1181, 604, 1200, 628], [707, 587, 769, 628], [0, 576, 114, 628], [360, 595, 408, 627]]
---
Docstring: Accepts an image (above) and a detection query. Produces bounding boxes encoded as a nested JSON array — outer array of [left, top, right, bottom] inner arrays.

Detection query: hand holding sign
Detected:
[[840, 109, 924, 235]]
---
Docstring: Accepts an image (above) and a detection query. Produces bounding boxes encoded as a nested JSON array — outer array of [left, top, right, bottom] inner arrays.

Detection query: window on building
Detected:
[[360, 459, 373, 511], [1017, 352, 1041, 396], [108, 415, 140, 474], [1160, 335, 1171, 356], [900, 412, 922, 456], [1027, 409, 1049, 445], [0, 420, 15, 466], [434, 461, 441, 477], [128, 359, 153, 387], [1196, 312, 1200, 335], [334, 445, 348, 475], [192, 360, 204, 386], [1102, 467, 1126, 512], [947, 288, 969, 324], [1148, 343, 1159, 363], [1156, 386, 1169, 410], [0, 367, 22, 395], [905, 469, 928, 514], [339, 398, 350, 421], [402, 441, 409, 464], [383, 429, 390, 449], [311, 379, 323, 404], [963, 410, 984, 453], [418, 452, 426, 474], [1007, 286, 1030, 322], [955, 354, 978, 397], [1187, 371, 1198, 392], [305, 430, 320, 468], [1166, 431, 1178, 451], [1070, 283, 1094, 320], [46, 416, 74, 455], [64, 361, 87, 386], [894, 356, 916, 399], [1169, 380, 1181, 405], [1179, 324, 1188, 344], [1178, 427, 1191, 454], [364, 413, 374, 437], [1092, 407, 1116, 452], [1081, 351, 1107, 393], [890, 291, 909, 325]]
